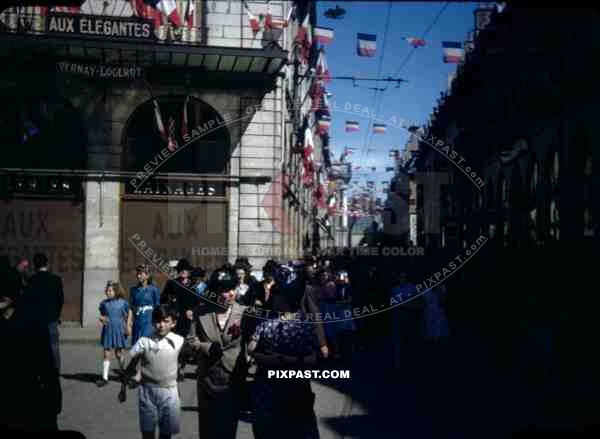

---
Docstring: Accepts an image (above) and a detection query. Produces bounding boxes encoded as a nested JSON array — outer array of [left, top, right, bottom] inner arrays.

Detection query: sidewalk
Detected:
[[59, 324, 101, 345]]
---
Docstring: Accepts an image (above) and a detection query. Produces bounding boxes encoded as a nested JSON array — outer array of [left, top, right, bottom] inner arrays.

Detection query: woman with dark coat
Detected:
[[184, 265, 250, 439]]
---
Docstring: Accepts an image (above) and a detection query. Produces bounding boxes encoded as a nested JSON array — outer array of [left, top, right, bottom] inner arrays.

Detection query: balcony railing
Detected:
[[0, 1, 287, 49]]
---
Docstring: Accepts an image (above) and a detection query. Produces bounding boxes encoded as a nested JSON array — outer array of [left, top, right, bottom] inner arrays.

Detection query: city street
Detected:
[[57, 339, 402, 439], [57, 328, 474, 439]]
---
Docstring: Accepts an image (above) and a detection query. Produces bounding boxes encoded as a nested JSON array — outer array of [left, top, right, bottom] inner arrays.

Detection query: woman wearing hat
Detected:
[[184, 265, 249, 439]]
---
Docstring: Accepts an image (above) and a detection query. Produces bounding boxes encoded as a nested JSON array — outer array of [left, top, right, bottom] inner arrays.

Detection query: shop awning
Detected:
[[0, 32, 288, 87]]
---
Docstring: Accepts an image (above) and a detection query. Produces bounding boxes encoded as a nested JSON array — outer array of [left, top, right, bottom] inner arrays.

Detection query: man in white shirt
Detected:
[[125, 305, 184, 439]]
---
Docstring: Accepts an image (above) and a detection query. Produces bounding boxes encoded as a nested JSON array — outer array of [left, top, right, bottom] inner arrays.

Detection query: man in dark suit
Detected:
[[21, 252, 64, 431]]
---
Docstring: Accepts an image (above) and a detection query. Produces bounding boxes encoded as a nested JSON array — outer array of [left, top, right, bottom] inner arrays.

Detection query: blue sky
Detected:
[[315, 1, 479, 198]]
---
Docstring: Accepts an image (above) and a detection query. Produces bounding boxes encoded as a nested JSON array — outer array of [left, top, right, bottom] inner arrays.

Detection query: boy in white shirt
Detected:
[[125, 305, 184, 439]]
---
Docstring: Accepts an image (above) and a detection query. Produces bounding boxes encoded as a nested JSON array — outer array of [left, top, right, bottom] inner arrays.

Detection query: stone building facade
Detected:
[[414, 4, 597, 252], [0, 0, 324, 325], [412, 5, 599, 419]]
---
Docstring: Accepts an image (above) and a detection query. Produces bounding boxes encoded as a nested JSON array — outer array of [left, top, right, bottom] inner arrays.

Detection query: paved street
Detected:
[[57, 339, 406, 439], [57, 328, 580, 439]]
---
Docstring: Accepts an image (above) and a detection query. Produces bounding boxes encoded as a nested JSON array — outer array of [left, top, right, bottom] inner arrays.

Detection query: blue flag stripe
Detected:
[[357, 33, 376, 41]]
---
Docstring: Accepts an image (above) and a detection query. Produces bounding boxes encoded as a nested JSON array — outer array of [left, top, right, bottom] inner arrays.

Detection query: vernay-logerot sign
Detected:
[[56, 61, 144, 80], [47, 12, 154, 40]]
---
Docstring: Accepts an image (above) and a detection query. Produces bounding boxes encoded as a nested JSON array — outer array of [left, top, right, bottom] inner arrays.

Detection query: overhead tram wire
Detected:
[[361, 1, 393, 163], [391, 1, 450, 78]]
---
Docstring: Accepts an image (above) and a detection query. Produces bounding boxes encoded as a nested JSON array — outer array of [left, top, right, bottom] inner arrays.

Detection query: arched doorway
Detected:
[[123, 95, 231, 174], [119, 96, 231, 291]]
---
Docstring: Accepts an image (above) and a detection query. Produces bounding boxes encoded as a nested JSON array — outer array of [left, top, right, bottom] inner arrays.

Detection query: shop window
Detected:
[[0, 93, 86, 169]]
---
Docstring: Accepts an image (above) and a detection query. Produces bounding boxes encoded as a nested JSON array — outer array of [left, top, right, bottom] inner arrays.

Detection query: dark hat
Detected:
[[176, 258, 194, 272], [210, 268, 236, 292]]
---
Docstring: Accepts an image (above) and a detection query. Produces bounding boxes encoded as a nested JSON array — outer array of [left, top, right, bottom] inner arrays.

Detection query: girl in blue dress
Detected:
[[129, 264, 161, 386], [97, 281, 131, 387]]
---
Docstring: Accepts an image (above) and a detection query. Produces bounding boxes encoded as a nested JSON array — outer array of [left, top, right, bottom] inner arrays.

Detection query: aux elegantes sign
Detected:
[[47, 12, 154, 40]]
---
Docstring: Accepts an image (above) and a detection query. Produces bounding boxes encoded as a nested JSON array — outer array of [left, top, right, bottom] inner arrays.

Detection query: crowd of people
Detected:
[[0, 250, 450, 439]]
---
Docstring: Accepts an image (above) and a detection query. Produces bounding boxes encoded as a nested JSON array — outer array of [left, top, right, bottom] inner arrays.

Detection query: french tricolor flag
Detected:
[[442, 41, 464, 63], [317, 116, 331, 135], [246, 10, 260, 36], [314, 26, 334, 45], [405, 37, 426, 48], [346, 121, 360, 132], [144, 0, 182, 27], [316, 50, 331, 83], [357, 33, 376, 57], [373, 123, 386, 134]]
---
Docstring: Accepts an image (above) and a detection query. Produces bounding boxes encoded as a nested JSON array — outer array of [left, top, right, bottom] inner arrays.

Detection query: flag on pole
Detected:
[[345, 121, 360, 132], [264, 4, 273, 30], [405, 37, 426, 47], [279, 5, 295, 28], [304, 127, 314, 160], [167, 117, 177, 152], [373, 123, 386, 134], [295, 12, 309, 44], [314, 26, 334, 44], [317, 115, 331, 135], [181, 95, 189, 138], [357, 33, 376, 57], [442, 41, 464, 63], [153, 99, 167, 142], [246, 9, 260, 36], [144, 0, 182, 27], [52, 6, 80, 13], [316, 49, 331, 83], [183, 0, 195, 28]]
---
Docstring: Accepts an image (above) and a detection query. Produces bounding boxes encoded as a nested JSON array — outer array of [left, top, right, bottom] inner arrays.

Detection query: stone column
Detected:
[[82, 180, 121, 327]]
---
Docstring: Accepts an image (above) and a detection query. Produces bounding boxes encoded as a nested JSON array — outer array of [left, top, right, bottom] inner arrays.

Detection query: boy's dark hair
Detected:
[[152, 305, 178, 323], [33, 253, 48, 269]]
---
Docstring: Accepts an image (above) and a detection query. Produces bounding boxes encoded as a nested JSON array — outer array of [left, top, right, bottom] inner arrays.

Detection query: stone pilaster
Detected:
[[82, 181, 121, 327]]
